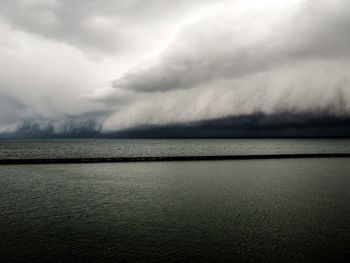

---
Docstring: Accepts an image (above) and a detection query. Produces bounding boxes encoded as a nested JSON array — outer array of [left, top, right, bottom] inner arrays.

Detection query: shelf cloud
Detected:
[[1, 0, 350, 136]]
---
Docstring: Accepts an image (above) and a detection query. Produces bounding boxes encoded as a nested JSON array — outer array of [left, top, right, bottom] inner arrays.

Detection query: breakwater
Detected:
[[1, 153, 350, 165]]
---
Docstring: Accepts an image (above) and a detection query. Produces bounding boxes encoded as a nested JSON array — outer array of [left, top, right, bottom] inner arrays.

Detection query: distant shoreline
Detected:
[[1, 153, 350, 165]]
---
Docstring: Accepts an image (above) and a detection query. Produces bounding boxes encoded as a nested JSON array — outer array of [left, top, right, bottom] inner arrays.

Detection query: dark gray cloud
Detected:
[[2, 112, 350, 138], [110, 112, 350, 138], [0, 110, 107, 137]]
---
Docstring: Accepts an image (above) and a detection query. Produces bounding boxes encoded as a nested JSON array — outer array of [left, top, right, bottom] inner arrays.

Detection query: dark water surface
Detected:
[[1, 138, 350, 159], [1, 158, 349, 262]]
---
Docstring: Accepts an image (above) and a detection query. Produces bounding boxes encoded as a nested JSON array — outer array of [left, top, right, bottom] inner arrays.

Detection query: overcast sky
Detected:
[[0, 0, 350, 136]]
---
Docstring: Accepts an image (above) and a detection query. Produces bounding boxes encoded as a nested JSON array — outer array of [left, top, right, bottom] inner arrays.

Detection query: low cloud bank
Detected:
[[2, 112, 350, 138]]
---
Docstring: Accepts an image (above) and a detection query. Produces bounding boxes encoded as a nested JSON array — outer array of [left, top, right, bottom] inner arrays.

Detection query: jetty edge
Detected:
[[1, 153, 350, 165]]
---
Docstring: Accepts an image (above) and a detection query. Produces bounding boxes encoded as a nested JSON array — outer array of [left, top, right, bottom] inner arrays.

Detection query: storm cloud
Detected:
[[0, 0, 216, 54], [112, 0, 350, 93], [1, 0, 350, 137]]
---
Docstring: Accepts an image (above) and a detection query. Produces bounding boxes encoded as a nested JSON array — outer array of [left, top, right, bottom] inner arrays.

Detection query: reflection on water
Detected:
[[1, 158, 349, 262]]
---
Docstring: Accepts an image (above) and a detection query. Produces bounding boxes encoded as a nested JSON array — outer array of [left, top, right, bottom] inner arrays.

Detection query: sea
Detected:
[[0, 139, 349, 262]]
